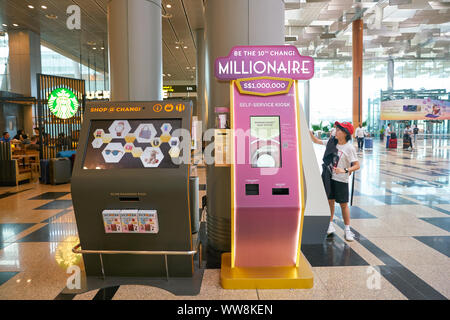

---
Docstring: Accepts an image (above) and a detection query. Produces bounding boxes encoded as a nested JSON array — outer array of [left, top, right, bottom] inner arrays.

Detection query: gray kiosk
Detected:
[[71, 101, 195, 278]]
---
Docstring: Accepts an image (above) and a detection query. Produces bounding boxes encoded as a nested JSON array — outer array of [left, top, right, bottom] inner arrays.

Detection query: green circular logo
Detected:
[[48, 88, 79, 119]]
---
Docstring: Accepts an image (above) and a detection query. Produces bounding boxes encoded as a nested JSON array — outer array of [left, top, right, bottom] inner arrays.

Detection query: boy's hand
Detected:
[[334, 167, 346, 174]]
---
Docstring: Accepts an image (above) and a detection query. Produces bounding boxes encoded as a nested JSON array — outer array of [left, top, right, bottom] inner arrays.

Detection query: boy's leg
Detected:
[[340, 202, 355, 241], [328, 199, 335, 222], [327, 199, 336, 235], [340, 202, 350, 226]]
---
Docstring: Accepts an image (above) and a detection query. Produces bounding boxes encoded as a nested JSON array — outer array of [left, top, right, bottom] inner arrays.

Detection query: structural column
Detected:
[[387, 58, 394, 90], [195, 29, 207, 132], [8, 30, 41, 136], [108, 0, 162, 101], [304, 80, 311, 127], [204, 0, 285, 251], [352, 19, 363, 129]]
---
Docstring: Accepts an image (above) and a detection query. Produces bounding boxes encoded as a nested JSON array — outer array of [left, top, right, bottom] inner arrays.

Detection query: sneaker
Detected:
[[327, 223, 336, 235], [345, 230, 355, 242]]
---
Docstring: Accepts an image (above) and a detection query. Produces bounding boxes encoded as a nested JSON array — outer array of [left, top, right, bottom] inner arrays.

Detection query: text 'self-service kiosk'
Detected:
[[71, 101, 194, 277], [215, 46, 315, 289]]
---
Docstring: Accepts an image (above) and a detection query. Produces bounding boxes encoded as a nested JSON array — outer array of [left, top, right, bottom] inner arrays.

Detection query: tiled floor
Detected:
[[0, 138, 449, 300]]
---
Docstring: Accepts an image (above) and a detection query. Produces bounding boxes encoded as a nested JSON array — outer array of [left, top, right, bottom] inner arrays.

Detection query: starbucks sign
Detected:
[[48, 88, 79, 119]]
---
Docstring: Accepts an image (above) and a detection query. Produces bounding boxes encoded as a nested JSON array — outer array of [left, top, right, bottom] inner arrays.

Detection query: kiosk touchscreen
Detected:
[[71, 101, 194, 277]]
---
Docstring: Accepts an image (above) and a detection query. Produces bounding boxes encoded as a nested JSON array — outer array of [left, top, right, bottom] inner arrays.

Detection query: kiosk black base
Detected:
[[61, 267, 205, 297]]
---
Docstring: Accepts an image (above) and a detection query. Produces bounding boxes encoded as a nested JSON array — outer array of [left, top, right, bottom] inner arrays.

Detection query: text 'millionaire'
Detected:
[[215, 46, 315, 81]]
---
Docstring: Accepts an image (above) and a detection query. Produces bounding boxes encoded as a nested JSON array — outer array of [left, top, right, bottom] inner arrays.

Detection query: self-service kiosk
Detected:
[[215, 46, 315, 289], [71, 101, 195, 278]]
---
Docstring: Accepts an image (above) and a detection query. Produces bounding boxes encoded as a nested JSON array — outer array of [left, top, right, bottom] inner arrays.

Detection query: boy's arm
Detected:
[[310, 131, 324, 145]]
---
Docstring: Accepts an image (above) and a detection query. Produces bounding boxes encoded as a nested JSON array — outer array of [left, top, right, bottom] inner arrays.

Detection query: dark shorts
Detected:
[[328, 179, 349, 203]]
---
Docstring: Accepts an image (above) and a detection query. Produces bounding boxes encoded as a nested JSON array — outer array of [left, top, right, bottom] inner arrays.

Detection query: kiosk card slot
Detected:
[[272, 188, 289, 195], [119, 196, 140, 202]]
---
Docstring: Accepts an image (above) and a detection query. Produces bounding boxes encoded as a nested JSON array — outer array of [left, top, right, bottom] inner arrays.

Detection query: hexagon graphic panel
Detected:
[[135, 123, 157, 143], [150, 137, 162, 148], [102, 142, 125, 163], [124, 143, 135, 153], [93, 129, 105, 139], [168, 137, 180, 148], [132, 147, 143, 158], [140, 147, 164, 168], [108, 120, 131, 139], [169, 146, 181, 159], [125, 133, 136, 144], [92, 138, 104, 149], [102, 134, 112, 144], [161, 123, 172, 134]]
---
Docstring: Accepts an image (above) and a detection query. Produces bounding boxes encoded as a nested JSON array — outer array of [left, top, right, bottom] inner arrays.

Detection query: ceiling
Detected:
[[0, 0, 449, 82], [0, 0, 203, 81], [285, 0, 450, 59]]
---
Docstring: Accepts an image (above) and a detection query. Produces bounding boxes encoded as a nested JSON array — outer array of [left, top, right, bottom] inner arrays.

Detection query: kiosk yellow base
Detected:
[[220, 252, 314, 289]]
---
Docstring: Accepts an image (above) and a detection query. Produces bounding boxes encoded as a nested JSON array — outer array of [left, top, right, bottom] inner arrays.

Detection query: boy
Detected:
[[310, 121, 361, 241]]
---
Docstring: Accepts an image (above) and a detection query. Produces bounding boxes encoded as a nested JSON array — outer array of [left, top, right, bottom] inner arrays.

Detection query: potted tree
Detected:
[[379, 128, 385, 141]]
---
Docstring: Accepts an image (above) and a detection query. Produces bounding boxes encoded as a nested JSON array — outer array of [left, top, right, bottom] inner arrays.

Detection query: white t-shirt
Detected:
[[404, 128, 413, 135], [330, 127, 336, 136], [355, 127, 365, 138], [322, 140, 359, 183], [385, 126, 391, 136]]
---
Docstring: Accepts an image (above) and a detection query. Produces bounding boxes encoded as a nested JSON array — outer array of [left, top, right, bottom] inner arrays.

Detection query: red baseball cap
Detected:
[[335, 121, 354, 135]]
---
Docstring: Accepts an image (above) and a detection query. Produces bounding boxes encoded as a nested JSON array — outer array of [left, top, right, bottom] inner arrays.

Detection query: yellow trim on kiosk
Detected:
[[295, 80, 307, 267], [230, 81, 236, 269], [235, 77, 293, 97]]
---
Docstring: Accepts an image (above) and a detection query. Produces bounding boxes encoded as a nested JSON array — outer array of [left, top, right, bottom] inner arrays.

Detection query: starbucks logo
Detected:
[[48, 88, 79, 119]]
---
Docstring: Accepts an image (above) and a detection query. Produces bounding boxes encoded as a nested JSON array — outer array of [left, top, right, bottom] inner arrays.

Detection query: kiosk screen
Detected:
[[83, 119, 182, 169], [250, 116, 281, 168]]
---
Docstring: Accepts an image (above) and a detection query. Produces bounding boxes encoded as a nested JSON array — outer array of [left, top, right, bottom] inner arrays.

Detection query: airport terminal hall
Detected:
[[0, 0, 449, 305]]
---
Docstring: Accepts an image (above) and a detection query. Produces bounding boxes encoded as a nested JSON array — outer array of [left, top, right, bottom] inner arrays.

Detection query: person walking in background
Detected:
[[310, 121, 361, 242], [385, 123, 391, 148], [403, 125, 413, 151], [330, 123, 336, 137], [413, 124, 419, 149], [355, 124, 366, 151]]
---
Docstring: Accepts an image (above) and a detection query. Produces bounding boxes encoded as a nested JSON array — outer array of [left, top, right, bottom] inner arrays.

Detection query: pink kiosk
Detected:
[[215, 46, 315, 289]]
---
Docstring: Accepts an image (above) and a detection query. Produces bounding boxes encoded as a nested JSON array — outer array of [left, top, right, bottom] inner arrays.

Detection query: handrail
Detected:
[[71, 242, 201, 281], [72, 244, 197, 256]]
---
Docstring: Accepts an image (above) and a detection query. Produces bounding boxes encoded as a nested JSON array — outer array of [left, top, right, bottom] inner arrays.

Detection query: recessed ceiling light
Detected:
[[45, 14, 57, 19], [183, 46, 188, 49], [167, 74, 172, 77], [12, 23, 19, 27], [166, 4, 172, 8], [93, 47, 97, 50], [87, 41, 96, 46], [163, 73, 166, 77], [101, 47, 104, 50], [186, 67, 190, 69], [41, 5, 47, 9], [2, 24, 7, 27], [175, 46, 180, 49], [28, 5, 34, 9]]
